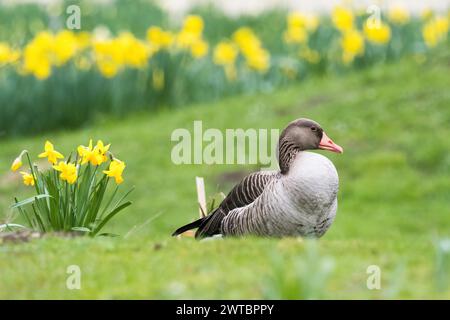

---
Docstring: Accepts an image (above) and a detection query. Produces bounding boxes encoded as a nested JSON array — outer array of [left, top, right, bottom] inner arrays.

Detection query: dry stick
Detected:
[[196, 177, 207, 218]]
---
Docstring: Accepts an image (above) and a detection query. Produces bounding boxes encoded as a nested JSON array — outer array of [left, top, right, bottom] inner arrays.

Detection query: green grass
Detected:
[[0, 51, 449, 299]]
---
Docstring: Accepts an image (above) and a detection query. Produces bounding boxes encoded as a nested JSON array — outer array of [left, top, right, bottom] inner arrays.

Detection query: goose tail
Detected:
[[171, 217, 205, 237]]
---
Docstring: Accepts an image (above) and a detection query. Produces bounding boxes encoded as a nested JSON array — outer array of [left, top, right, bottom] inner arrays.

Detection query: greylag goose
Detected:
[[172, 118, 343, 239]]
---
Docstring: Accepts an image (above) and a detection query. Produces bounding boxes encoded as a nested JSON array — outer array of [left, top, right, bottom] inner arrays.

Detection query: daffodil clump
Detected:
[[7, 140, 132, 236], [176, 15, 209, 59], [331, 6, 366, 64], [0, 6, 449, 137], [232, 27, 270, 73], [20, 30, 90, 79], [422, 16, 449, 48], [0, 9, 447, 79], [283, 12, 321, 65], [211, 27, 270, 81]]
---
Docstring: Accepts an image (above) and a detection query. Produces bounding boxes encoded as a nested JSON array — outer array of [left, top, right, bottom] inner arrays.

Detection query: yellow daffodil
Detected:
[[22, 31, 55, 80], [20, 171, 35, 186], [77, 139, 94, 164], [287, 12, 319, 32], [103, 159, 126, 184], [232, 27, 271, 73], [341, 29, 365, 64], [364, 21, 391, 45], [213, 41, 238, 66], [147, 26, 174, 50], [245, 48, 270, 73], [78, 139, 110, 166], [92, 140, 110, 165], [53, 30, 80, 66], [421, 8, 434, 21], [233, 27, 261, 49], [190, 39, 208, 58], [284, 26, 308, 44], [388, 6, 410, 25], [11, 152, 24, 172], [38, 141, 64, 164], [182, 15, 204, 36], [0, 43, 21, 65], [116, 32, 151, 68], [332, 6, 354, 32], [53, 161, 78, 184], [175, 15, 208, 59], [423, 17, 449, 48], [213, 41, 239, 81]]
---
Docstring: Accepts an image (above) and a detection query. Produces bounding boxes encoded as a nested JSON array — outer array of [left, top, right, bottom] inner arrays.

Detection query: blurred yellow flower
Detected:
[[11, 155, 23, 172], [233, 27, 270, 73], [287, 12, 319, 32], [341, 29, 365, 64], [213, 41, 238, 80], [93, 33, 150, 77], [364, 21, 391, 45], [176, 30, 197, 48], [97, 60, 119, 78], [0, 43, 20, 64], [38, 140, 64, 164], [93, 39, 121, 77], [421, 8, 434, 21], [103, 159, 126, 184], [175, 15, 208, 59], [146, 26, 174, 50], [332, 6, 354, 32], [388, 6, 410, 25], [284, 26, 308, 44], [76, 32, 92, 50], [182, 15, 204, 36], [53, 161, 78, 184], [233, 27, 261, 49], [23, 31, 54, 79], [53, 30, 79, 66], [116, 32, 150, 68], [246, 49, 270, 73], [20, 172, 35, 186], [422, 17, 449, 47], [213, 41, 238, 65], [190, 39, 208, 58]]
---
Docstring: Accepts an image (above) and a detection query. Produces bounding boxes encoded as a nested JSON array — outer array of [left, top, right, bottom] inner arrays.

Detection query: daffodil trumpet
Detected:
[[9, 139, 133, 236]]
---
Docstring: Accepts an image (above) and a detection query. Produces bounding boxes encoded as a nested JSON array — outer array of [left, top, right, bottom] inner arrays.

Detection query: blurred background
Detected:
[[0, 0, 448, 136], [0, 0, 449, 299]]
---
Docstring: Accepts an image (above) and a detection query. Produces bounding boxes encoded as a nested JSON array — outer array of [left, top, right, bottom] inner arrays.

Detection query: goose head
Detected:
[[278, 118, 343, 173]]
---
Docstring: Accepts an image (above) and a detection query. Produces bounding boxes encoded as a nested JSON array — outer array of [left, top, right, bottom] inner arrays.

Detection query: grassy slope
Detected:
[[0, 52, 449, 299]]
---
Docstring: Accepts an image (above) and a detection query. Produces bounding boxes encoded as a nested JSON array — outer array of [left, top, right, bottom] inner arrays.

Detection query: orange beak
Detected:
[[319, 132, 344, 154]]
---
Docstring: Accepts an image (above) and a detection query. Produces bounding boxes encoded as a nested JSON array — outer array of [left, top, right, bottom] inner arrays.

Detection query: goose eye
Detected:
[[311, 127, 317, 132]]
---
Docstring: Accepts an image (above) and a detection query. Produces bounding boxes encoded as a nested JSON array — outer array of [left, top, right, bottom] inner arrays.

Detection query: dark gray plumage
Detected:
[[172, 118, 343, 239]]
